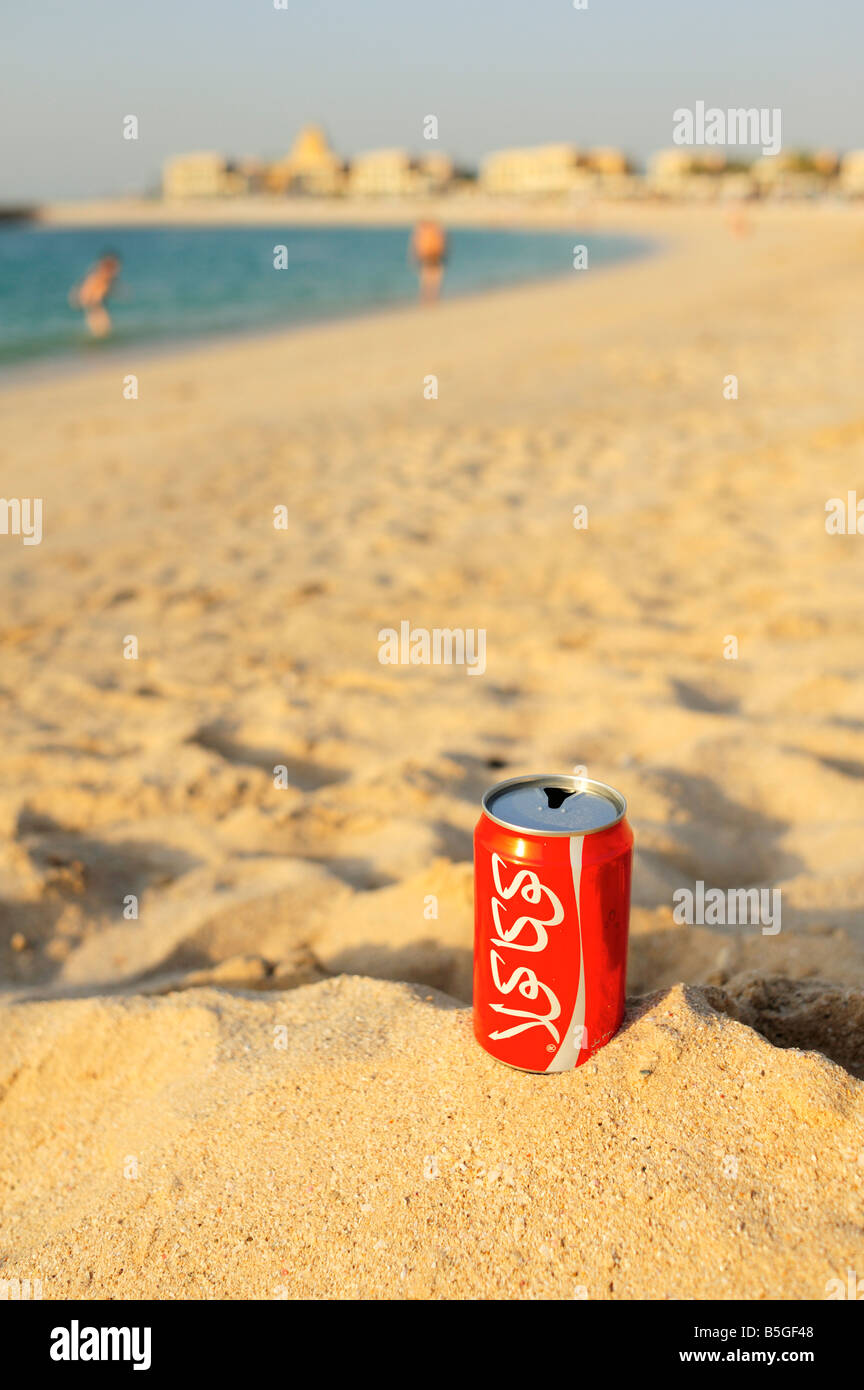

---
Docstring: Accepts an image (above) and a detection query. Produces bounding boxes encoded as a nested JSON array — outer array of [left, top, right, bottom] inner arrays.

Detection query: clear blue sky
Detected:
[[2, 0, 862, 200]]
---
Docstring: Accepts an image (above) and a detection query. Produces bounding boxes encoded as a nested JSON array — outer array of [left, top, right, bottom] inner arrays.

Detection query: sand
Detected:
[[1, 201, 863, 1299]]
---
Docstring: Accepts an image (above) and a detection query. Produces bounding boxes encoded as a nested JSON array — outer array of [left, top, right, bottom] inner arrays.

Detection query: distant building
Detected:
[[163, 152, 249, 199], [479, 144, 632, 196], [267, 125, 345, 195], [347, 149, 454, 197], [750, 150, 835, 198], [811, 149, 840, 177], [647, 149, 696, 196], [233, 158, 268, 194], [840, 150, 864, 196], [480, 144, 583, 195], [348, 149, 413, 196], [420, 152, 456, 193], [585, 147, 630, 177], [584, 148, 636, 196], [648, 149, 749, 199]]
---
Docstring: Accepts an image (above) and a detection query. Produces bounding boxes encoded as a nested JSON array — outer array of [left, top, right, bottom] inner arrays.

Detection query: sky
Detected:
[[2, 0, 862, 201]]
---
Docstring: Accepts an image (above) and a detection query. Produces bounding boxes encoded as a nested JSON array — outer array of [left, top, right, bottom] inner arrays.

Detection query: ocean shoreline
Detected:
[[0, 223, 660, 387], [5, 196, 852, 383]]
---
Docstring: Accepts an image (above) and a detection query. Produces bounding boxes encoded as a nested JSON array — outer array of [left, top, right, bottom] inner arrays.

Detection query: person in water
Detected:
[[69, 251, 122, 337], [411, 220, 448, 304]]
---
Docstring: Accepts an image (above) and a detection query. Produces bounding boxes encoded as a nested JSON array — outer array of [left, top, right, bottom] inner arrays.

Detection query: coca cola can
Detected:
[[473, 774, 632, 1073]]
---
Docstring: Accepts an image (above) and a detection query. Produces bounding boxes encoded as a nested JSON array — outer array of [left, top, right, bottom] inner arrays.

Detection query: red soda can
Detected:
[[473, 774, 632, 1073]]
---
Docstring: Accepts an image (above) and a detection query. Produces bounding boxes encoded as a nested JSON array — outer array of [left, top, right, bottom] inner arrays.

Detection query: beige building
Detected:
[[347, 149, 454, 197], [234, 158, 268, 194], [480, 144, 583, 195], [750, 151, 836, 197], [162, 152, 249, 199], [811, 149, 840, 177], [348, 149, 414, 196], [479, 144, 631, 196], [419, 152, 456, 193], [584, 147, 635, 197], [647, 150, 746, 199], [840, 150, 864, 195], [267, 125, 345, 195], [585, 147, 630, 177], [647, 149, 695, 196]]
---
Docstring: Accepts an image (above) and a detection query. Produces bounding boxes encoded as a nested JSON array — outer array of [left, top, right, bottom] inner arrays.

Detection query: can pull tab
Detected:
[[544, 786, 577, 810]]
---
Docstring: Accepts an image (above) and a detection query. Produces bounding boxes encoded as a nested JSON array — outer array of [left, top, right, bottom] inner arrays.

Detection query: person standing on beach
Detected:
[[411, 220, 448, 304], [69, 251, 122, 337]]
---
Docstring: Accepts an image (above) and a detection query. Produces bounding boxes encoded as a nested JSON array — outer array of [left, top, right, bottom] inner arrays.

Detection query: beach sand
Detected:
[[1, 202, 863, 1299]]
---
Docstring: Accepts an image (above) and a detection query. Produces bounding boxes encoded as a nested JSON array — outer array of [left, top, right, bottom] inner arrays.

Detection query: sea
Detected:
[[0, 222, 651, 368]]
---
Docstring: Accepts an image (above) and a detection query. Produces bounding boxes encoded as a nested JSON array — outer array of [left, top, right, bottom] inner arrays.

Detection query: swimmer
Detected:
[[410, 220, 448, 305], [69, 251, 122, 337]]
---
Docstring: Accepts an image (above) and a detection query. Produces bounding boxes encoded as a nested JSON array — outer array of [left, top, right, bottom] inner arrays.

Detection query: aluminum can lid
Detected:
[[481, 774, 626, 836]]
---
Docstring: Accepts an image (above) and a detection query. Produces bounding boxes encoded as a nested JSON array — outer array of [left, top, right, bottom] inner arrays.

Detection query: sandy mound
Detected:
[[0, 975, 861, 1300], [717, 973, 864, 1080]]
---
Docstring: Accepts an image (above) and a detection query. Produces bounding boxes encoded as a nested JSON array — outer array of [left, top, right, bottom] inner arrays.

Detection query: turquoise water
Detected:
[[0, 223, 651, 366]]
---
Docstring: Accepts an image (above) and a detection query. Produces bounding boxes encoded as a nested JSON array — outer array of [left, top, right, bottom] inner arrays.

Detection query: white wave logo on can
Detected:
[[487, 852, 564, 1042]]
